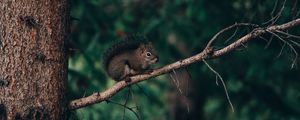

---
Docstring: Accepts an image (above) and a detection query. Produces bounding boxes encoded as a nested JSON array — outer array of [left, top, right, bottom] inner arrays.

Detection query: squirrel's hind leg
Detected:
[[122, 64, 137, 82]]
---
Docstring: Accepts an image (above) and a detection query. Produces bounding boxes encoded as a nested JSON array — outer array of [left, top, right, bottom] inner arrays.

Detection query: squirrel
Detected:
[[103, 35, 159, 81]]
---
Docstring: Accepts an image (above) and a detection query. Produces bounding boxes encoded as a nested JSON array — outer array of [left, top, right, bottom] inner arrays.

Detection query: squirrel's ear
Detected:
[[138, 43, 146, 50]]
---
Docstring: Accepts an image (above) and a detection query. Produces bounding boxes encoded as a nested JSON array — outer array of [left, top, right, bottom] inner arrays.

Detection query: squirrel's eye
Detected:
[[146, 52, 152, 57]]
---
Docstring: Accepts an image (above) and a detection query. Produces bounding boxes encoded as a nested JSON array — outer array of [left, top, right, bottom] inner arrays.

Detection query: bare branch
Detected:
[[203, 60, 234, 112], [69, 18, 300, 110]]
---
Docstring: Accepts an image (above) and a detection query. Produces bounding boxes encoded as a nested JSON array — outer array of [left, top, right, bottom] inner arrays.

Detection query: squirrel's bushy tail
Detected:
[[102, 34, 150, 71]]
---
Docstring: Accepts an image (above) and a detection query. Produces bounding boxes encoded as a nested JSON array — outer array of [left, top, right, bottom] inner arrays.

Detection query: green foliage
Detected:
[[69, 0, 300, 119]]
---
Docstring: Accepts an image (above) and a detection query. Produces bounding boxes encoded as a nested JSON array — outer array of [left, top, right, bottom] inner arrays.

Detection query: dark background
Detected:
[[68, 0, 300, 119]]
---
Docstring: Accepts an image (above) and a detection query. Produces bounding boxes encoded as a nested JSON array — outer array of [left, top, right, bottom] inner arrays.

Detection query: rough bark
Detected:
[[0, 0, 69, 119]]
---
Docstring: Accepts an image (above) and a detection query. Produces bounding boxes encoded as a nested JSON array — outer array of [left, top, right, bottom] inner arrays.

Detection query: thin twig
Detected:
[[264, 35, 274, 49], [129, 87, 141, 120], [205, 23, 258, 49], [290, 40, 300, 47], [267, 30, 298, 69], [260, 36, 268, 42], [170, 69, 183, 94], [106, 99, 140, 120], [296, 11, 300, 18], [271, 0, 279, 17], [262, 0, 286, 26], [170, 69, 191, 113], [276, 41, 286, 58], [224, 26, 239, 43], [123, 87, 131, 120], [268, 31, 298, 56], [275, 30, 300, 39], [241, 43, 248, 49], [291, 0, 298, 19], [135, 84, 152, 100], [203, 60, 234, 112]]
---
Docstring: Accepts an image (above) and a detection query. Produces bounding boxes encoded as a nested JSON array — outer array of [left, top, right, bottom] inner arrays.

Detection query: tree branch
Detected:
[[69, 18, 300, 110]]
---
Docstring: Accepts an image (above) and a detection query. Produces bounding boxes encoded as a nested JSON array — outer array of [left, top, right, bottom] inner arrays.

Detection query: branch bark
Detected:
[[69, 18, 300, 110]]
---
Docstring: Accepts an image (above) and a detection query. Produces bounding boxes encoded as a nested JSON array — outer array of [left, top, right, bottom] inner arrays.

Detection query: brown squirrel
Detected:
[[103, 35, 159, 81]]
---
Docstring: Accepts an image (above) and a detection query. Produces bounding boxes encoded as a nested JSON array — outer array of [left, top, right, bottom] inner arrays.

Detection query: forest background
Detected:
[[68, 0, 300, 119]]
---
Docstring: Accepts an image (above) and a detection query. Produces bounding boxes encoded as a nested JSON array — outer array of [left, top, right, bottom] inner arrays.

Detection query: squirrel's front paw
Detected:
[[124, 76, 132, 83], [144, 69, 154, 74]]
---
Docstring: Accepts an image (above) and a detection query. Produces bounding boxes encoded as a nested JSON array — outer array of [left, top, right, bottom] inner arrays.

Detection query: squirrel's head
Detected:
[[136, 42, 159, 69]]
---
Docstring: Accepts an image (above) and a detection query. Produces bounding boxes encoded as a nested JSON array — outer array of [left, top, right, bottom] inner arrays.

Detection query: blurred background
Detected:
[[68, 0, 300, 119]]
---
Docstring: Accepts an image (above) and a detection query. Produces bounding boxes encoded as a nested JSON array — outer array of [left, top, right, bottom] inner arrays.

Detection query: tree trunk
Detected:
[[0, 0, 69, 119]]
